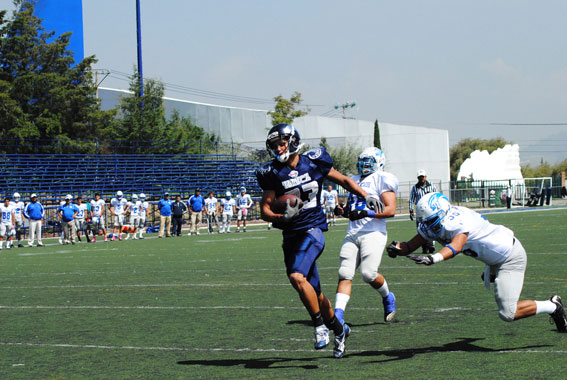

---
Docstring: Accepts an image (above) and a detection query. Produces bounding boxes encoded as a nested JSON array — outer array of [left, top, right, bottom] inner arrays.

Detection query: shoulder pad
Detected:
[[256, 162, 273, 176], [304, 147, 325, 160]]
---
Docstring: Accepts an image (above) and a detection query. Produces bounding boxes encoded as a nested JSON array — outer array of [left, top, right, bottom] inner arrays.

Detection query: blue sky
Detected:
[[2, 0, 566, 164]]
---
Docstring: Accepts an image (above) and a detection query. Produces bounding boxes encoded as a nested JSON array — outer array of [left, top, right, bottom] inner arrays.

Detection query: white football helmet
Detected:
[[139, 193, 146, 200], [357, 147, 385, 176], [240, 186, 246, 193], [13, 192, 20, 201], [225, 191, 232, 199], [132, 194, 138, 200], [416, 193, 451, 235], [116, 191, 123, 199]]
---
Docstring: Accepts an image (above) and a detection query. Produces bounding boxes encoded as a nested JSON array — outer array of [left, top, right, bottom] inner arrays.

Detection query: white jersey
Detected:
[[9, 201, 25, 222], [90, 199, 105, 217], [347, 171, 398, 235], [127, 201, 141, 217], [221, 198, 236, 215], [236, 194, 252, 209], [418, 206, 514, 266], [205, 197, 218, 214], [1, 204, 14, 225], [139, 201, 149, 218], [75, 203, 88, 220], [323, 190, 338, 207], [111, 197, 128, 215]]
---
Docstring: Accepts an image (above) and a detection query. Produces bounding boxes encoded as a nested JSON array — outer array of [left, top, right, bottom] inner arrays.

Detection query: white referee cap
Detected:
[[417, 169, 427, 177]]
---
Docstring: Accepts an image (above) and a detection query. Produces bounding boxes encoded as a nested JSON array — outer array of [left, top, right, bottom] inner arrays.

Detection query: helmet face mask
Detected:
[[116, 191, 123, 199], [266, 124, 303, 163], [357, 147, 385, 176], [416, 193, 451, 236]]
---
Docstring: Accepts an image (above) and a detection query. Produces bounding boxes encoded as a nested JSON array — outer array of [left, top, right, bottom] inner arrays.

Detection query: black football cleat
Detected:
[[550, 295, 567, 333]]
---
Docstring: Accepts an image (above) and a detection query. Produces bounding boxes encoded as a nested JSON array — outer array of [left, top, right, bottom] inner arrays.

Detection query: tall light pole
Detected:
[[136, 0, 144, 98]]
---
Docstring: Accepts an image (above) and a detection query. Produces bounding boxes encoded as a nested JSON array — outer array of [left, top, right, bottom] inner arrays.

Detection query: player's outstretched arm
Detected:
[[407, 233, 468, 265]]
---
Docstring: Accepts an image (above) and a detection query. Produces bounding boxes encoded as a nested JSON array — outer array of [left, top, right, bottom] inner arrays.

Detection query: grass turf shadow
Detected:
[[177, 357, 319, 370]]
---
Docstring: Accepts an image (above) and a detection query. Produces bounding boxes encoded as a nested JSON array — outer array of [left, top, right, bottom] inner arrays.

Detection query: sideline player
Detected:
[[256, 123, 383, 358], [90, 193, 107, 242], [138, 193, 149, 239], [125, 194, 141, 240], [236, 186, 253, 232], [0, 197, 15, 250], [204, 191, 220, 234], [333, 147, 398, 325], [323, 185, 339, 226], [220, 191, 236, 233], [110, 191, 128, 241], [74, 196, 89, 242], [388, 192, 567, 332], [10, 192, 25, 247]]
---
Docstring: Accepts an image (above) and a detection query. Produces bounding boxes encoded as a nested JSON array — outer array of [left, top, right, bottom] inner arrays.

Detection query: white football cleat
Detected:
[[314, 325, 330, 350], [333, 323, 350, 358]]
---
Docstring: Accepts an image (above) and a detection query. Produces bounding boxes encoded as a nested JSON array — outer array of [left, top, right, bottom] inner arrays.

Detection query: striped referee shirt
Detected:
[[409, 181, 437, 212]]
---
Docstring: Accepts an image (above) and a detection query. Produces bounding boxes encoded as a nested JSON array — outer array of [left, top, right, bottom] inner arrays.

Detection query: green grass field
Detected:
[[1, 209, 566, 379]]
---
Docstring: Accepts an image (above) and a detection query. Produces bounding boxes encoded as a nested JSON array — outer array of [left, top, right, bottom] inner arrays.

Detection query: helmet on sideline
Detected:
[[357, 147, 385, 176], [132, 194, 138, 200], [240, 186, 246, 193], [13, 192, 20, 201], [416, 193, 451, 235], [225, 191, 232, 199], [116, 191, 123, 198], [139, 193, 146, 199], [266, 123, 304, 163]]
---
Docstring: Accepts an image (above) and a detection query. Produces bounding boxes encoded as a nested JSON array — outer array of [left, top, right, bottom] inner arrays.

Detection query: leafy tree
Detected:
[[0, 1, 116, 144], [373, 120, 381, 148], [521, 159, 567, 178], [268, 91, 310, 126], [450, 137, 511, 180]]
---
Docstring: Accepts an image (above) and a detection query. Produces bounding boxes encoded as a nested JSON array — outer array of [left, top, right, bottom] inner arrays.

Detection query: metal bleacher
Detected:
[[0, 153, 263, 200]]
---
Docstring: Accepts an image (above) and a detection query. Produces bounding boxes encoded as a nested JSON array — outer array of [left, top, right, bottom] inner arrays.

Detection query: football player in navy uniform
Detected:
[[256, 123, 383, 358]]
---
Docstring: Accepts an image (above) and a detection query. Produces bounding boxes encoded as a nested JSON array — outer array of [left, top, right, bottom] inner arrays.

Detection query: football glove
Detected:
[[281, 199, 301, 223], [409, 210, 415, 221], [364, 195, 384, 214], [481, 272, 496, 283], [386, 241, 402, 258], [407, 255, 434, 265], [348, 209, 376, 221], [334, 203, 345, 216]]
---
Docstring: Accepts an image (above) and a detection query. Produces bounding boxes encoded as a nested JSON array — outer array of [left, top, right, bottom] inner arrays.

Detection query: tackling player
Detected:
[[322, 185, 339, 226], [110, 191, 128, 241], [333, 147, 398, 325], [220, 191, 236, 233], [388, 192, 567, 332], [236, 186, 253, 232], [256, 123, 382, 358], [0, 197, 15, 250], [10, 192, 25, 247], [90, 193, 107, 242]]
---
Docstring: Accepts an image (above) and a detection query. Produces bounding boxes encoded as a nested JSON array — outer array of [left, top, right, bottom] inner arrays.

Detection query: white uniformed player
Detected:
[[388, 192, 567, 332], [204, 191, 220, 234], [236, 187, 253, 232], [110, 191, 128, 241], [90, 193, 107, 242], [125, 194, 141, 240], [333, 147, 398, 324], [0, 197, 15, 250], [138, 193, 149, 239], [220, 191, 236, 233], [74, 196, 89, 242], [10, 192, 25, 247], [323, 185, 339, 226]]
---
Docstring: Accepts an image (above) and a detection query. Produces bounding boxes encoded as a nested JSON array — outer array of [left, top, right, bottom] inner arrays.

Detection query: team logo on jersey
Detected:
[[282, 173, 312, 189], [289, 170, 298, 178], [305, 148, 322, 160]]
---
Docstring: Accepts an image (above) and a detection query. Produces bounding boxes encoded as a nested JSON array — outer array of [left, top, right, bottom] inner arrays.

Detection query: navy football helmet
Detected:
[[266, 123, 304, 163]]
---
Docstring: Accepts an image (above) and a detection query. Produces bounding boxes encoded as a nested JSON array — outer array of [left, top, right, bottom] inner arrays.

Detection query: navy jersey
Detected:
[[256, 147, 333, 233]]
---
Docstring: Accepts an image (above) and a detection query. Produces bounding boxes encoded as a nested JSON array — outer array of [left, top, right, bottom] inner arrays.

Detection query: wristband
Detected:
[[431, 253, 444, 263], [366, 210, 376, 218], [445, 244, 457, 257]]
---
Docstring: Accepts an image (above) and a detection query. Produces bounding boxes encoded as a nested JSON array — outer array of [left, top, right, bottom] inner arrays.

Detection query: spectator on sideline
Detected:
[[188, 189, 205, 236], [23, 193, 44, 247], [171, 195, 187, 236], [10, 192, 25, 247], [409, 169, 437, 253], [57, 194, 79, 245], [204, 191, 220, 234], [158, 192, 173, 238]]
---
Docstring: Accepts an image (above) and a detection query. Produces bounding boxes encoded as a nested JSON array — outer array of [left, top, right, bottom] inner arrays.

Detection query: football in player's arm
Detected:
[[256, 123, 383, 358], [386, 192, 567, 332]]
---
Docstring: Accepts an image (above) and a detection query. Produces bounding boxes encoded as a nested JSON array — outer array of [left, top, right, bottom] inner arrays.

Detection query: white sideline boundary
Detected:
[[1, 342, 566, 354]]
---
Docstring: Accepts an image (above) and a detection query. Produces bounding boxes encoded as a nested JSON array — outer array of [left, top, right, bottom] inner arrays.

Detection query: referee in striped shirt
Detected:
[[409, 169, 437, 253]]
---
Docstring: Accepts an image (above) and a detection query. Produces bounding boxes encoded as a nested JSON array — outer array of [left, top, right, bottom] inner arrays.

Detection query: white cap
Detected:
[[116, 191, 123, 197], [13, 192, 20, 199], [65, 194, 73, 200], [132, 194, 138, 199], [417, 169, 427, 177], [139, 193, 146, 199], [31, 193, 37, 198]]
